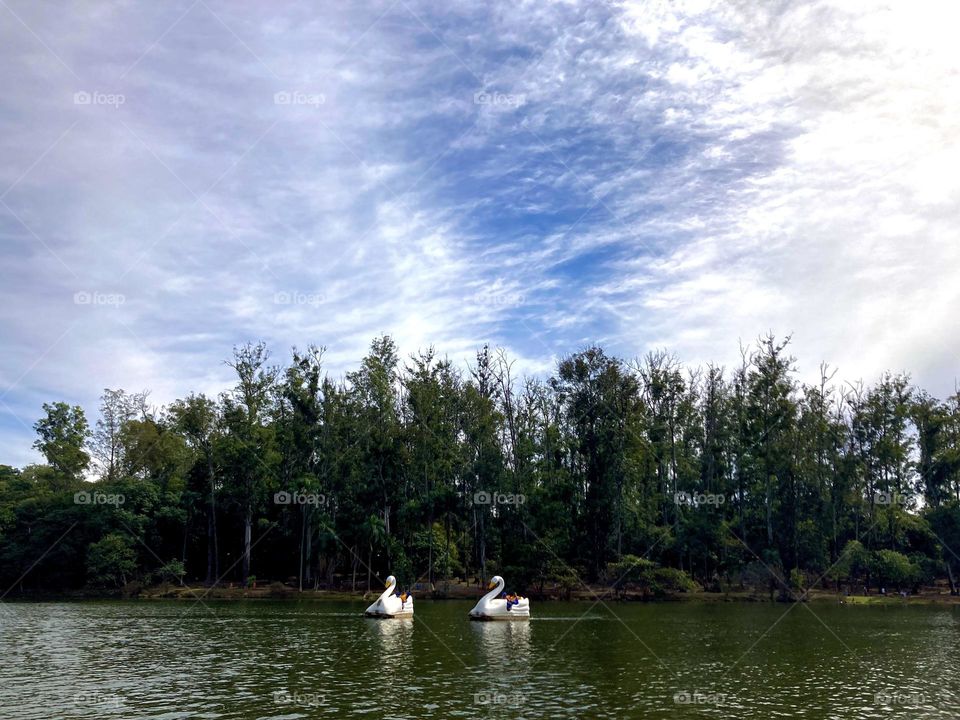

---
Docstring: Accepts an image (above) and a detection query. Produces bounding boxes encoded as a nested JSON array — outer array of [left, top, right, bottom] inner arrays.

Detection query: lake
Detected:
[[1, 599, 958, 718]]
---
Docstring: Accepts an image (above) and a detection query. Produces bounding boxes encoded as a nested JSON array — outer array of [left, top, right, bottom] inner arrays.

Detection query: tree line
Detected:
[[2, 333, 959, 598]]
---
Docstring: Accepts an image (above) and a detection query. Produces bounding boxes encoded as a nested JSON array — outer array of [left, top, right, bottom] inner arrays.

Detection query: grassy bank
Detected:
[[128, 582, 960, 605]]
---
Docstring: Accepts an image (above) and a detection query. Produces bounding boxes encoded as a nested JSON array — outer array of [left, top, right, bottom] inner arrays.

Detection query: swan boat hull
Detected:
[[364, 609, 414, 618], [468, 610, 530, 621], [364, 575, 414, 618], [468, 576, 531, 620]]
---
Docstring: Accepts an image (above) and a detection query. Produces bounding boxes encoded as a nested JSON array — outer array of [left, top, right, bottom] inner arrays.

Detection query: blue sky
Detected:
[[2, 0, 959, 467]]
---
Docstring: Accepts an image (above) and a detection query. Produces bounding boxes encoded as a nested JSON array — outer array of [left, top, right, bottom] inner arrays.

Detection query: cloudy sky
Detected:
[[1, 0, 958, 467]]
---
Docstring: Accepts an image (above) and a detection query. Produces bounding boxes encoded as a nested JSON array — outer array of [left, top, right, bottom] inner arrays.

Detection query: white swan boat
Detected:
[[468, 575, 530, 620], [364, 575, 414, 618]]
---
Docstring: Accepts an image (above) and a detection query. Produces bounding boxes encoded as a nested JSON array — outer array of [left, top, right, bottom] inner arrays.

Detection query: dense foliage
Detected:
[[2, 334, 959, 597]]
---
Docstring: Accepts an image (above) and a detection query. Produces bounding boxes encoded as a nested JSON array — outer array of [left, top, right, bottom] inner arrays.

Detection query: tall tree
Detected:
[[33, 402, 91, 479], [222, 342, 279, 584], [169, 394, 222, 584], [92, 388, 149, 481]]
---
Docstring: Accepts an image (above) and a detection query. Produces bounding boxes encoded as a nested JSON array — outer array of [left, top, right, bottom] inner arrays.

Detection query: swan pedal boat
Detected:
[[469, 575, 530, 621], [364, 575, 414, 618]]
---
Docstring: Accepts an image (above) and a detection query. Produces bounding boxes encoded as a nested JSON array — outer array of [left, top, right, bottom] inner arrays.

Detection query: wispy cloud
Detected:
[[1, 0, 957, 466]]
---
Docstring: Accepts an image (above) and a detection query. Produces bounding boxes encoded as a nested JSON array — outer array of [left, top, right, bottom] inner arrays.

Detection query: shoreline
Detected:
[[7, 585, 960, 605]]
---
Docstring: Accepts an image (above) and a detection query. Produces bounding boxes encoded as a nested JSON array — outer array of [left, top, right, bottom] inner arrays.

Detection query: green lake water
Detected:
[[1, 599, 958, 718]]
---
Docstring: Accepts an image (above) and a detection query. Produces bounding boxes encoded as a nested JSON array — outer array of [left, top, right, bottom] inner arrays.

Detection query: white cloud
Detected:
[[1, 0, 957, 467]]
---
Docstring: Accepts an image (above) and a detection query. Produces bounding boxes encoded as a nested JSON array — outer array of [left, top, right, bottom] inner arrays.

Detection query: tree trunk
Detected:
[[366, 544, 373, 593], [242, 504, 252, 584], [205, 456, 219, 585], [351, 547, 358, 592], [299, 508, 306, 592], [947, 561, 958, 596], [305, 515, 313, 587]]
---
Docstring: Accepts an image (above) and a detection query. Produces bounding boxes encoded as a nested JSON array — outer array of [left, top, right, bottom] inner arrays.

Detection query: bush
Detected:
[[649, 567, 698, 595], [606, 555, 697, 598], [870, 550, 918, 590], [153, 559, 186, 585], [828, 540, 871, 587], [409, 523, 461, 579], [86, 533, 137, 588]]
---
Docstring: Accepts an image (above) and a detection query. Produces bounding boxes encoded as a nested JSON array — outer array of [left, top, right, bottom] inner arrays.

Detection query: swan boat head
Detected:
[[364, 574, 413, 618], [469, 575, 529, 620]]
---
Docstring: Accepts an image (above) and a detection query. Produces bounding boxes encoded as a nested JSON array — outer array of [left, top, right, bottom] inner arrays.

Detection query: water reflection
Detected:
[[2, 601, 959, 719], [367, 616, 414, 662], [470, 618, 532, 662]]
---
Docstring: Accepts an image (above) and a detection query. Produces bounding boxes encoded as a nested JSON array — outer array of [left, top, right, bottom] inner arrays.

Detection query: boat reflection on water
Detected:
[[366, 615, 415, 665], [470, 614, 532, 663]]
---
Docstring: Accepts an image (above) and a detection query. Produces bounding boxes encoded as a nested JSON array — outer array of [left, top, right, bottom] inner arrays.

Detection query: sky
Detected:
[[1, 0, 959, 468]]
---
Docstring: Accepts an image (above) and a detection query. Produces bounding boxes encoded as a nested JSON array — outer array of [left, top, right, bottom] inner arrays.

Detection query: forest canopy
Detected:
[[2, 333, 959, 598]]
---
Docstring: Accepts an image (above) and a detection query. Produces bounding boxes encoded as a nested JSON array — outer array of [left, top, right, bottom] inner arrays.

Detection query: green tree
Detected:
[[33, 402, 91, 478], [221, 342, 279, 584], [87, 532, 137, 588], [169, 393, 222, 584]]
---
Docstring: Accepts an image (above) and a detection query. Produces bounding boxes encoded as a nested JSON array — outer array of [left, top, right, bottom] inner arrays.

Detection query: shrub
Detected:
[[86, 533, 137, 588], [606, 555, 697, 598], [153, 559, 186, 585], [870, 550, 918, 590]]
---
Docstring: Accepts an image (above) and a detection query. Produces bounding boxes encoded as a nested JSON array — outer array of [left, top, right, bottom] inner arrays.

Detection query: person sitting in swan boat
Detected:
[[504, 592, 526, 610], [365, 575, 414, 617], [469, 575, 530, 620]]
